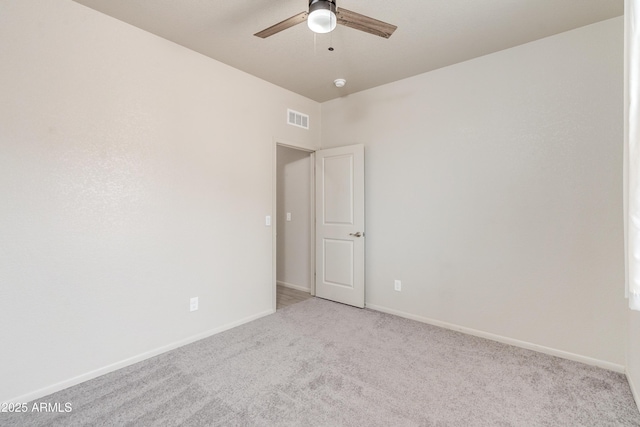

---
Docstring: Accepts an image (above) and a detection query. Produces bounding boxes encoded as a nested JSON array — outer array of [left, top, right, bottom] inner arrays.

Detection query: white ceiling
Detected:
[[72, 0, 623, 103]]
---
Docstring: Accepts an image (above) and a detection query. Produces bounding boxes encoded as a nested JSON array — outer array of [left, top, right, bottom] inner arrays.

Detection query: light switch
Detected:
[[286, 212, 292, 221], [265, 215, 271, 226]]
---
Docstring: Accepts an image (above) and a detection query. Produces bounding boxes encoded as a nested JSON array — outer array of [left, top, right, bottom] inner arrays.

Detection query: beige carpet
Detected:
[[2, 297, 639, 426]]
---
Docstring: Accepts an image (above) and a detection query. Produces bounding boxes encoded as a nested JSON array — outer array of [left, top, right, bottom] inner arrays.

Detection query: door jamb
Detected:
[[272, 139, 316, 313]]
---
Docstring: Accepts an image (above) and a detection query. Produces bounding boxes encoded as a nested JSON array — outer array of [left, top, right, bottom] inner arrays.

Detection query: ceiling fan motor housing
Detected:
[[308, 0, 337, 33], [309, 0, 337, 15]]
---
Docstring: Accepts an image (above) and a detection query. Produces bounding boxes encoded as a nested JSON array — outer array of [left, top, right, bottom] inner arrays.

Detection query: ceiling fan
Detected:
[[254, 0, 397, 39]]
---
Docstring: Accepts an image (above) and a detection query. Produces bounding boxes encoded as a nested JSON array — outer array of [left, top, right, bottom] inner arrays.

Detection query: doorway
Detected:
[[275, 144, 314, 310], [272, 142, 365, 311]]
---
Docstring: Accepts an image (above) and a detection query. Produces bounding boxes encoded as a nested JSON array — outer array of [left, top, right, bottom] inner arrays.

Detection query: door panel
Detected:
[[323, 155, 354, 225], [323, 238, 354, 288], [315, 144, 364, 308]]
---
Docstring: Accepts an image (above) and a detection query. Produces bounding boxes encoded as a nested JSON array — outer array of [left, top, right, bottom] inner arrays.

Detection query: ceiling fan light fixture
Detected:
[[307, 0, 337, 34]]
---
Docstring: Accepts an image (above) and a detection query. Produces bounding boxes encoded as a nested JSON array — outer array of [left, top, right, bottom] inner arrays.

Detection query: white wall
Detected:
[[625, 0, 640, 408], [276, 146, 311, 291], [321, 17, 626, 367], [0, 0, 320, 402], [629, 311, 640, 404]]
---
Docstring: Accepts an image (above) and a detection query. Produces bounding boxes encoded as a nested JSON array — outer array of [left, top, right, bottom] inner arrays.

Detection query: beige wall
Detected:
[[276, 146, 312, 291], [0, 0, 319, 402], [321, 17, 626, 367]]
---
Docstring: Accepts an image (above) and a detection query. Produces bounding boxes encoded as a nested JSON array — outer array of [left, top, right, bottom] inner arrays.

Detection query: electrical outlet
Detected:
[[394, 280, 402, 292], [286, 212, 292, 221], [190, 297, 199, 312]]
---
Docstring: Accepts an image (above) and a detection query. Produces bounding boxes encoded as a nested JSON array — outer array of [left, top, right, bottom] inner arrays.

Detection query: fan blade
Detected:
[[336, 8, 397, 39], [254, 11, 309, 38]]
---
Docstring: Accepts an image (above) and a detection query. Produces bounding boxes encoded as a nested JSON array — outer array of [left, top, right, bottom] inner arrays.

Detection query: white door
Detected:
[[315, 144, 365, 308]]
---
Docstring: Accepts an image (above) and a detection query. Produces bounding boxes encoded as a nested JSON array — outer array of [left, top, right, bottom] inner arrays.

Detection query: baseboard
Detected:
[[6, 308, 275, 404], [277, 280, 311, 293], [365, 303, 625, 374]]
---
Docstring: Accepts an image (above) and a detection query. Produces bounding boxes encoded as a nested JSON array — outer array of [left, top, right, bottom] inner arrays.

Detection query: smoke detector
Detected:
[[334, 78, 346, 88]]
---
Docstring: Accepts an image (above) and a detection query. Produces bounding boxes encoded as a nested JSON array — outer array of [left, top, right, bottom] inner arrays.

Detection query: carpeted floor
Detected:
[[3, 298, 639, 426]]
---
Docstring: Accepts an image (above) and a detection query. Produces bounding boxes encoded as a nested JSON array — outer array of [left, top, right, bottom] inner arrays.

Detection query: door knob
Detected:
[[349, 232, 363, 237]]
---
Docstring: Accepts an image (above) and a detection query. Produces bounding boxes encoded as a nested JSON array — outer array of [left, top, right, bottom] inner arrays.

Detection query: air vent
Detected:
[[287, 109, 309, 130]]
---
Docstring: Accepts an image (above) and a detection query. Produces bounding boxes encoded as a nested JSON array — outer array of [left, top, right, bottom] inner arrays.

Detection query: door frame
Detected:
[[272, 139, 316, 312]]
